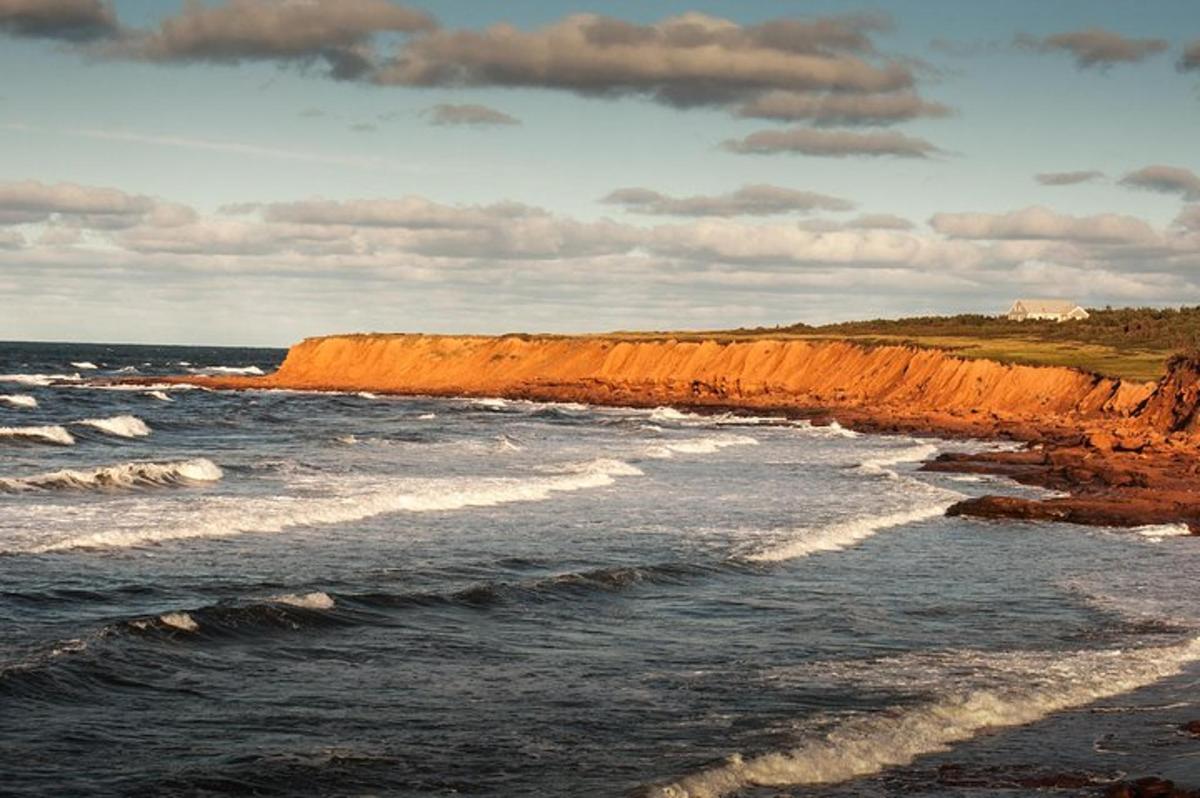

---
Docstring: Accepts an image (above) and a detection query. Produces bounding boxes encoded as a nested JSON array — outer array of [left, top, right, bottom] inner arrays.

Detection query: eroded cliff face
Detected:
[[192, 334, 1156, 435]]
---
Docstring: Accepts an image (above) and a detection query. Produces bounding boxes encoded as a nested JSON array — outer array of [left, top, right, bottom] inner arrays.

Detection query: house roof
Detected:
[[1010, 298, 1082, 314]]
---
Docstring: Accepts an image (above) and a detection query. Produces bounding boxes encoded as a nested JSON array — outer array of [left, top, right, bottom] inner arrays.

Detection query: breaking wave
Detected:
[[1133, 523, 1192, 540], [745, 492, 959, 563], [0, 425, 75, 445], [75, 415, 151, 438], [639, 636, 1200, 798], [186, 365, 265, 376], [146, 390, 173, 402], [26, 457, 643, 553], [857, 442, 939, 477], [0, 394, 37, 408], [70, 361, 98, 370], [0, 458, 222, 493], [0, 373, 81, 386], [644, 434, 759, 459]]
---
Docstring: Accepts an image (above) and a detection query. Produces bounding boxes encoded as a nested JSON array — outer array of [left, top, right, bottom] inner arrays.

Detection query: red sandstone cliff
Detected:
[[154, 333, 1200, 531]]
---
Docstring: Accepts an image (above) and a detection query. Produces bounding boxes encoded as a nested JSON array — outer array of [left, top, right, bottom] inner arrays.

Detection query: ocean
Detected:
[[2, 340, 1200, 797]]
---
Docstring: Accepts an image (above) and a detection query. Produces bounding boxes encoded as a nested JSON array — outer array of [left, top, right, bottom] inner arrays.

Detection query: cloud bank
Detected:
[[601, 185, 854, 217]]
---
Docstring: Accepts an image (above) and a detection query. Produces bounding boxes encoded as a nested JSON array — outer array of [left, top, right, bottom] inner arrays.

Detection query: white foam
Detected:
[[857, 443, 938, 476], [356, 391, 379, 399], [796, 419, 859, 438], [0, 373, 81, 386], [0, 458, 222, 492], [146, 390, 173, 402], [0, 394, 37, 408], [271, 591, 335, 610], [74, 415, 151, 438], [70, 361, 98, 370], [159, 612, 199, 632], [1133, 523, 1192, 540], [29, 457, 643, 553], [471, 397, 510, 411], [641, 636, 1200, 798], [746, 499, 955, 563], [0, 425, 75, 445], [495, 435, 524, 452], [417, 413, 437, 420], [186, 365, 265, 376], [644, 434, 759, 459], [649, 407, 691, 422]]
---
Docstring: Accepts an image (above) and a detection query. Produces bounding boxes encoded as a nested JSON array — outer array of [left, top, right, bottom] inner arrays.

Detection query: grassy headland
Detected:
[[640, 307, 1200, 383]]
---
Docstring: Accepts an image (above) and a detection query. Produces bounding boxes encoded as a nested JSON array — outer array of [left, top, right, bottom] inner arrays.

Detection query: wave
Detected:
[[795, 419, 859, 438], [0, 425, 75, 445], [0, 458, 222, 493], [186, 365, 265, 376], [745, 498, 956, 563], [857, 442, 939, 476], [355, 391, 379, 399], [74, 415, 151, 438], [269, 591, 335, 610], [470, 397, 510, 411], [1133, 523, 1192, 540], [70, 361, 98, 370], [638, 636, 1200, 798], [0, 373, 81, 386], [28, 457, 643, 553], [644, 434, 759, 459], [0, 394, 37, 408], [146, 390, 173, 402]]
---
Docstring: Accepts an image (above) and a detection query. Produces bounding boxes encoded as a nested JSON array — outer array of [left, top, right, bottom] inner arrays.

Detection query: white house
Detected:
[[1006, 299, 1089, 322]]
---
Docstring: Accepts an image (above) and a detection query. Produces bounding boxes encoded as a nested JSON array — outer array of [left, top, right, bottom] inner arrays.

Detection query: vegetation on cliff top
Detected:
[[710, 306, 1200, 382]]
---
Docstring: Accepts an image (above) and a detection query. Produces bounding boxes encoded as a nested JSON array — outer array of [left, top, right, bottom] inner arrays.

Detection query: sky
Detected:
[[1, 0, 1199, 345]]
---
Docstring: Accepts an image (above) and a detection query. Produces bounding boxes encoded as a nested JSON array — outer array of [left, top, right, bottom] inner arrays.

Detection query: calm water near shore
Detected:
[[3, 340, 1200, 797]]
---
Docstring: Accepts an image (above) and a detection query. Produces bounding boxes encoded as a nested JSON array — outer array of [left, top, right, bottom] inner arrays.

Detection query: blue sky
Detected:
[[1, 0, 1198, 344]]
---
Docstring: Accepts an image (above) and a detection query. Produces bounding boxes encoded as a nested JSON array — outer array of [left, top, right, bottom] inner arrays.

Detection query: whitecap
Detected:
[[1133, 523, 1192, 540], [159, 612, 199, 632], [74, 415, 151, 438], [857, 443, 939, 476], [0, 458, 222, 493], [270, 591, 336, 610], [644, 434, 759, 459], [186, 365, 265, 376], [0, 425, 75, 445], [0, 394, 37, 409], [746, 496, 957, 563], [70, 361, 98, 370], [28, 457, 644, 553], [0, 373, 81, 386], [146, 390, 173, 402], [639, 636, 1200, 798]]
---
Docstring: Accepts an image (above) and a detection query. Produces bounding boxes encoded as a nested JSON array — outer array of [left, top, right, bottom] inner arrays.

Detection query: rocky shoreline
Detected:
[[129, 333, 1200, 535]]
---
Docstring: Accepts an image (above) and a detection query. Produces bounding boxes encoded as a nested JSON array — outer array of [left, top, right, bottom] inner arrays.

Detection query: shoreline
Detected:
[[126, 333, 1200, 534]]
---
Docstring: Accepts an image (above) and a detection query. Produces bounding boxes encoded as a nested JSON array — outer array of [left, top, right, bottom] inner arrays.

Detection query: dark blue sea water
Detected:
[[3, 340, 1200, 797]]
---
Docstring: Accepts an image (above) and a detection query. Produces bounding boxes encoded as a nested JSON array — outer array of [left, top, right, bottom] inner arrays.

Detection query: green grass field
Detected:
[[617, 307, 1200, 383]]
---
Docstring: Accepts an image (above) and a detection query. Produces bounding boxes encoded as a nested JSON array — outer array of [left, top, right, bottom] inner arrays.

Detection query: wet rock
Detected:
[[1180, 719, 1200, 735]]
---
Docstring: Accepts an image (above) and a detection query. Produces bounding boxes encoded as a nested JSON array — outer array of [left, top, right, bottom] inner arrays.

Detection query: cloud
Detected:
[[425, 103, 520, 127], [0, 179, 196, 231], [262, 196, 545, 229], [0, 0, 116, 41], [1015, 28, 1168, 69], [601, 184, 854, 217], [1175, 205, 1200, 232], [102, 0, 434, 80], [1035, 170, 1104, 186], [722, 128, 942, 158], [844, 213, 914, 230], [1182, 40, 1200, 72], [930, 206, 1156, 244], [1119, 165, 1200, 200], [735, 90, 950, 126], [373, 12, 916, 106]]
